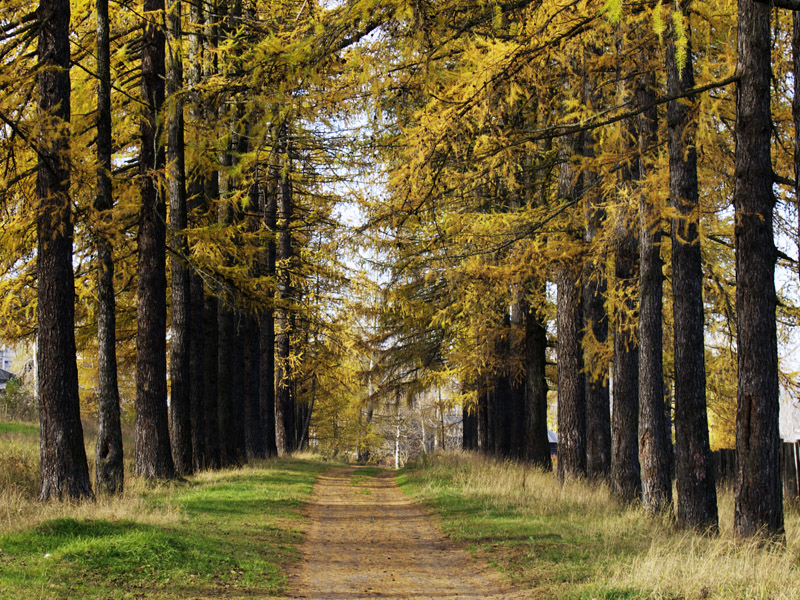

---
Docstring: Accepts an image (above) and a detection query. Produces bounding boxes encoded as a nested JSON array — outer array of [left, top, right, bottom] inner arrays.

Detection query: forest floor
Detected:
[[289, 466, 528, 600]]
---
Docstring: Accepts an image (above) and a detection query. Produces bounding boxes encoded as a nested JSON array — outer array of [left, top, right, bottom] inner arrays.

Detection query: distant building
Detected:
[[0, 368, 14, 392], [0, 345, 14, 372]]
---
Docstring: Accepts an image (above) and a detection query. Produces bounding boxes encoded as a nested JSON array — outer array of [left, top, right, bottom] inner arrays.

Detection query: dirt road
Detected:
[[289, 467, 527, 600]]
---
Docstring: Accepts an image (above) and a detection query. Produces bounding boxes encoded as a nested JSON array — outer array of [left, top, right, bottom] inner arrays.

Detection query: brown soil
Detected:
[[289, 467, 530, 600]]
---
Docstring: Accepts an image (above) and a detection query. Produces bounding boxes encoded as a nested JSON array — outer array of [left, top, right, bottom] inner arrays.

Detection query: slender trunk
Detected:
[[733, 0, 783, 538], [217, 298, 236, 465], [462, 404, 478, 450], [94, 0, 123, 495], [135, 0, 175, 479], [275, 131, 295, 454], [637, 64, 672, 515], [37, 0, 93, 501], [260, 174, 278, 457], [667, 14, 718, 530], [525, 302, 551, 469], [231, 315, 247, 461], [244, 311, 265, 458], [167, 0, 192, 476], [477, 380, 489, 452], [796, 11, 800, 282], [186, 0, 206, 471], [203, 293, 221, 468]]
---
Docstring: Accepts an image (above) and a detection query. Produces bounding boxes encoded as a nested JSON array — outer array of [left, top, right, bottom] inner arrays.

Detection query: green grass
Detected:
[[398, 452, 800, 600], [0, 458, 328, 599], [0, 421, 38, 436]]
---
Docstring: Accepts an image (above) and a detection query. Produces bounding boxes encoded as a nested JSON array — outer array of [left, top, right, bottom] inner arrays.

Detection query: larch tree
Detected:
[[135, 0, 176, 479], [733, 0, 783, 538], [167, 0, 193, 476], [667, 1, 717, 531], [36, 0, 94, 501], [94, 0, 124, 495]]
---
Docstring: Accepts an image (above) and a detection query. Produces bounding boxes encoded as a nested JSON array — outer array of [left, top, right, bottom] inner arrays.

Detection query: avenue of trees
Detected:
[[0, 0, 798, 540]]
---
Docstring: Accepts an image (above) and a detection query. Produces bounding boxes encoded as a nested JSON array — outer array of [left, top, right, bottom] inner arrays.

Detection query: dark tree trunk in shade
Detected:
[[231, 318, 247, 462], [583, 221, 610, 481], [637, 67, 672, 515], [462, 404, 478, 450], [733, 0, 783, 538], [477, 382, 489, 452], [508, 301, 527, 460], [36, 0, 94, 501], [135, 0, 175, 480], [556, 263, 586, 481], [217, 300, 236, 465], [275, 137, 296, 454], [167, 0, 192, 476], [260, 175, 279, 457], [611, 233, 641, 503], [94, 0, 124, 496], [243, 312, 265, 459], [525, 303, 551, 469], [667, 22, 718, 530], [203, 293, 221, 469], [185, 0, 206, 471], [188, 272, 206, 470]]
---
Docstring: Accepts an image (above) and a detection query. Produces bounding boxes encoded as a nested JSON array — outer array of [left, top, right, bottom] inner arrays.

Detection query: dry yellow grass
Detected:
[[406, 451, 800, 600]]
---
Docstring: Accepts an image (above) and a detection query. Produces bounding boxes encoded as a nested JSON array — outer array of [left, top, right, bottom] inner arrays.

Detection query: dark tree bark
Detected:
[[185, 0, 206, 472], [243, 310, 265, 459], [36, 0, 93, 501], [260, 174, 279, 458], [275, 134, 296, 454], [477, 380, 489, 452], [637, 65, 672, 515], [462, 403, 478, 450], [189, 272, 206, 470], [667, 18, 718, 531], [556, 132, 586, 481], [135, 0, 175, 480], [583, 259, 610, 481], [203, 292, 221, 468], [611, 232, 641, 504], [525, 303, 552, 469], [217, 298, 236, 465], [556, 263, 586, 481], [167, 0, 192, 476], [94, 0, 124, 496], [231, 316, 247, 461], [733, 0, 783, 538]]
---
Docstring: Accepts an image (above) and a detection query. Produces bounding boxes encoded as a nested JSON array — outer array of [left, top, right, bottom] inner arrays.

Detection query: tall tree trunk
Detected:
[[525, 302, 552, 469], [462, 403, 478, 450], [667, 12, 718, 531], [135, 0, 175, 480], [556, 263, 586, 481], [794, 11, 800, 282], [583, 249, 610, 480], [733, 0, 783, 538], [217, 298, 236, 464], [260, 173, 279, 457], [556, 132, 586, 481], [477, 379, 489, 452], [231, 315, 247, 461], [94, 0, 124, 496], [203, 292, 221, 468], [275, 131, 296, 454], [186, 0, 206, 472], [167, 0, 192, 476], [637, 64, 672, 515], [243, 310, 265, 459], [36, 0, 93, 501]]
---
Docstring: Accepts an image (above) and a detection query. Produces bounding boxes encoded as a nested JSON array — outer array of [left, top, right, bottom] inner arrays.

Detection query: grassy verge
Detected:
[[399, 451, 800, 600], [0, 420, 328, 599]]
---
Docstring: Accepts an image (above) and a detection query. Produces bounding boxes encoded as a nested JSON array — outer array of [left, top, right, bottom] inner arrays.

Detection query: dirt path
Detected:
[[289, 467, 527, 600]]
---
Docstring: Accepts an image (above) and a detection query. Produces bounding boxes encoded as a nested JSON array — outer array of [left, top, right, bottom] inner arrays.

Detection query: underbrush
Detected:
[[0, 419, 328, 599], [400, 451, 800, 600]]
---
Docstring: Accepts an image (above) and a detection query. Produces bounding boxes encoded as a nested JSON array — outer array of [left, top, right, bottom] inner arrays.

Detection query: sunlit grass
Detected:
[[400, 451, 800, 600], [0, 419, 328, 599]]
